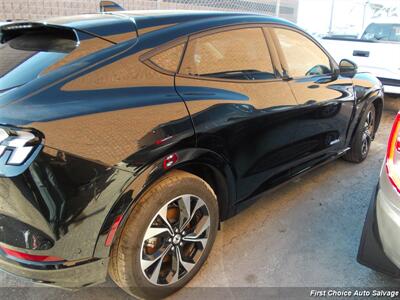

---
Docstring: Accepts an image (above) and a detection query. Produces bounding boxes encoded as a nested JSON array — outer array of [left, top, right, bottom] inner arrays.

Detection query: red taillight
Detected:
[[0, 245, 64, 263], [386, 112, 400, 193], [105, 214, 123, 247]]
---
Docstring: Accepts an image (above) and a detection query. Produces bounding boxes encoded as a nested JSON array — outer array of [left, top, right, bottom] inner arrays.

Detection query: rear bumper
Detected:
[[357, 184, 400, 277], [0, 146, 135, 289], [0, 255, 109, 289]]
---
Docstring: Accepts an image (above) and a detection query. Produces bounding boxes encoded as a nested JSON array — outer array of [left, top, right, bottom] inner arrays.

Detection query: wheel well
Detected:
[[176, 163, 231, 221], [372, 97, 383, 135]]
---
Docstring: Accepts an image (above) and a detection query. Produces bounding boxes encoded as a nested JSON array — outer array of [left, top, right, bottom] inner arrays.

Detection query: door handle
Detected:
[[353, 50, 370, 57]]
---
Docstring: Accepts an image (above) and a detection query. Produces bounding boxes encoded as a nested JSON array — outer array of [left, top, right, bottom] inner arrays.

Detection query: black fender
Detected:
[[93, 147, 236, 258], [345, 75, 384, 147]]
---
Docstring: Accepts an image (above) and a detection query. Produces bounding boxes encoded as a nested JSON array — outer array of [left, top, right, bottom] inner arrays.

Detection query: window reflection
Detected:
[[180, 28, 276, 81], [274, 28, 332, 78]]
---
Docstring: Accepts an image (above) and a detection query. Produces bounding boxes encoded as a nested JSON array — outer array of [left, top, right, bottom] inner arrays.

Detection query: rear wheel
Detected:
[[109, 170, 219, 299], [343, 103, 376, 163]]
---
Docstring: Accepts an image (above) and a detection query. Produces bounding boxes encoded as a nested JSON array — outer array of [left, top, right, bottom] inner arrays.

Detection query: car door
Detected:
[[270, 26, 354, 162], [175, 25, 305, 202]]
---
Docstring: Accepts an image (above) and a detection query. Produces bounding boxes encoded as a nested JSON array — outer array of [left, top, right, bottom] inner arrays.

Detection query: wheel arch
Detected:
[[347, 90, 384, 146], [371, 96, 383, 137], [175, 161, 233, 221], [93, 147, 236, 258], [357, 95, 384, 139]]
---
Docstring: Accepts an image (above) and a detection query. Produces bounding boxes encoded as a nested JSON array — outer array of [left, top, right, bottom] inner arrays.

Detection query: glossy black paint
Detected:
[[0, 11, 384, 289]]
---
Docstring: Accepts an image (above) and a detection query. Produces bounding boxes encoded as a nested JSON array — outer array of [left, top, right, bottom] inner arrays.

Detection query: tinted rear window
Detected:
[[0, 27, 78, 91]]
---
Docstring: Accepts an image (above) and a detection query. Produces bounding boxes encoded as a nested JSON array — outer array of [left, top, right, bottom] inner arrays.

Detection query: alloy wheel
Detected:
[[361, 110, 375, 157], [140, 194, 211, 286]]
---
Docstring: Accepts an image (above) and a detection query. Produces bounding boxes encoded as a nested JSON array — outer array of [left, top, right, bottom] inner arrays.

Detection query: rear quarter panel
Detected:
[[0, 32, 194, 259]]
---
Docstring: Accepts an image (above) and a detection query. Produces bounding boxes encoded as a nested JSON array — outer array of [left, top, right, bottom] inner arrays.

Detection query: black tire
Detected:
[[343, 103, 376, 163], [109, 170, 219, 299]]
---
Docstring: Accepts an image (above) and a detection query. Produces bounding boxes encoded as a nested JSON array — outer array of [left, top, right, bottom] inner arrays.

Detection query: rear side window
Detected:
[[149, 43, 185, 73], [180, 28, 275, 80], [274, 28, 332, 78]]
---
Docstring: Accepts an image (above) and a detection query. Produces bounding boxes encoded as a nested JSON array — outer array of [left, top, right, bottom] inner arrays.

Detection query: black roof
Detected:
[[119, 10, 296, 31], [44, 10, 296, 33], [2, 11, 298, 45]]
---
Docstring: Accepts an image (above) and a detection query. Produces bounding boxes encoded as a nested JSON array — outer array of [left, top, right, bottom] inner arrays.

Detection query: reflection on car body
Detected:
[[0, 8, 384, 298]]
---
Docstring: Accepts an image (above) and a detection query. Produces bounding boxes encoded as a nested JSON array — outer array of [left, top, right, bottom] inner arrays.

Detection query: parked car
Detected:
[[321, 21, 400, 94], [358, 112, 400, 278], [0, 9, 384, 298]]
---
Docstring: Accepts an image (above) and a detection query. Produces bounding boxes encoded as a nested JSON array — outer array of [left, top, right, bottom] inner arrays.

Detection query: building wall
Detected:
[[0, 0, 299, 23]]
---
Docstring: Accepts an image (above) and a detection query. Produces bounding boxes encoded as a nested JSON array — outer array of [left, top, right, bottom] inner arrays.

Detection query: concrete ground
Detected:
[[1, 96, 400, 299]]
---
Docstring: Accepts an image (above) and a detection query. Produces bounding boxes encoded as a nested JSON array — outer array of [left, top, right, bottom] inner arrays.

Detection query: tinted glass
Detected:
[[149, 43, 185, 73], [275, 28, 332, 77], [180, 28, 275, 80], [362, 23, 400, 42], [0, 30, 77, 91]]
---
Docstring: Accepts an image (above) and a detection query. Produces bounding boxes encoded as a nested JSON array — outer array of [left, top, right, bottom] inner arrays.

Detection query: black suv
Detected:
[[0, 9, 383, 299]]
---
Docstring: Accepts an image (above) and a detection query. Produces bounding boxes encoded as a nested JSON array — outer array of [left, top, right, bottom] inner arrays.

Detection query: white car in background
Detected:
[[321, 21, 400, 95]]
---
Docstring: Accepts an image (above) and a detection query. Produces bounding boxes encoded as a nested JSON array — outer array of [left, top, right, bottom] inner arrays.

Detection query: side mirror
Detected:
[[339, 59, 358, 75]]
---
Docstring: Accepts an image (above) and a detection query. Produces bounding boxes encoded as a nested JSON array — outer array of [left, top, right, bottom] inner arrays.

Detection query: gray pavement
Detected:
[[1, 96, 400, 299]]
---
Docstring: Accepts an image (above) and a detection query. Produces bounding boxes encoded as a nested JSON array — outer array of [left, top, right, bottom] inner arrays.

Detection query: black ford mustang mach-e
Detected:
[[0, 8, 383, 298]]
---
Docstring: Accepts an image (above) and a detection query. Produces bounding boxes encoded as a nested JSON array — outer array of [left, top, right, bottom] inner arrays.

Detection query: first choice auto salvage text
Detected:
[[310, 289, 400, 298]]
